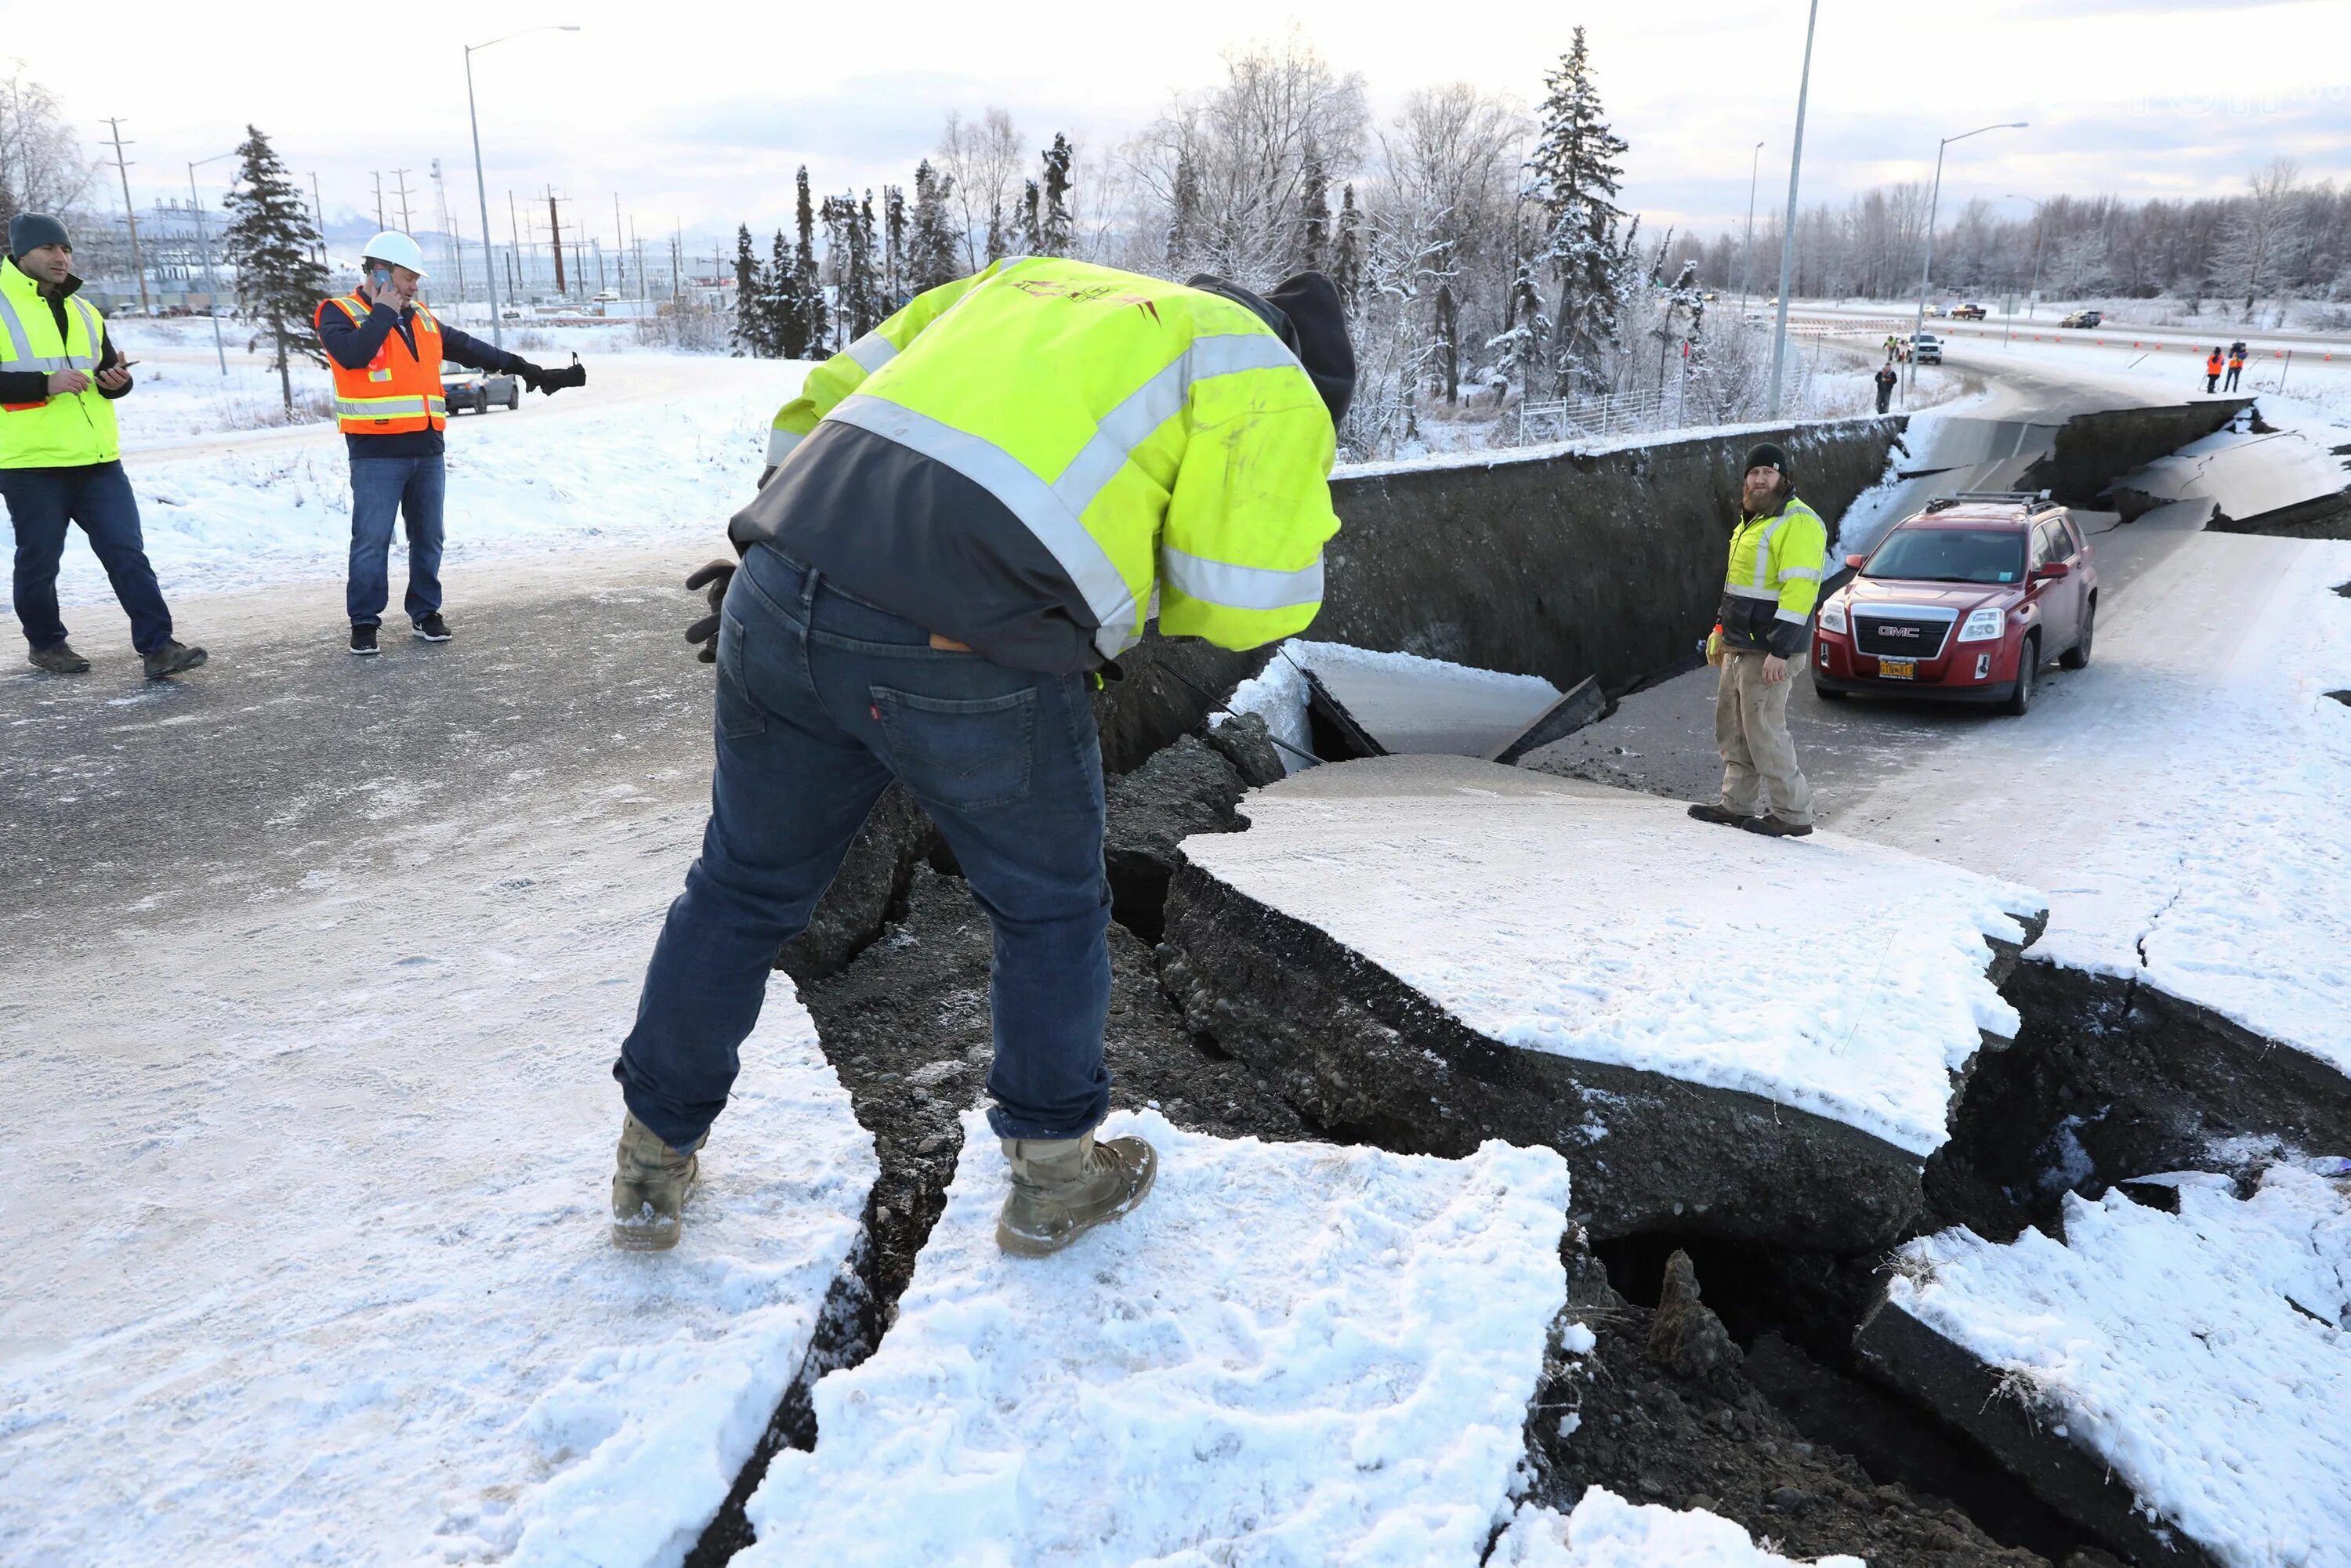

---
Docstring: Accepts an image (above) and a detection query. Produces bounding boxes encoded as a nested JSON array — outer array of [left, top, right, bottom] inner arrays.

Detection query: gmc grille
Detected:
[[1854, 614, 1953, 660]]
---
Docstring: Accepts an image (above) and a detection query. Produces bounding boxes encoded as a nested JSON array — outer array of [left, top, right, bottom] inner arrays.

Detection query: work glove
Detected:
[[519, 355, 588, 397], [683, 559, 735, 663]]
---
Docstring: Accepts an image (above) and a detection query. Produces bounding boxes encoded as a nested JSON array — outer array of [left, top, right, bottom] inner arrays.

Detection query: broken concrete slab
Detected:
[[1160, 756, 2047, 1250], [738, 1110, 1574, 1566], [1858, 1164, 2351, 1568], [2107, 421, 2351, 536], [1102, 733, 1248, 940], [2024, 400, 2252, 507], [1301, 642, 1570, 759]]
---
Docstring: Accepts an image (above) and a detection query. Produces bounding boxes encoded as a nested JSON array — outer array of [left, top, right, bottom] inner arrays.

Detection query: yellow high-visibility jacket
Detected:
[[730, 258, 1340, 672], [1718, 494, 1827, 657], [0, 259, 119, 468]]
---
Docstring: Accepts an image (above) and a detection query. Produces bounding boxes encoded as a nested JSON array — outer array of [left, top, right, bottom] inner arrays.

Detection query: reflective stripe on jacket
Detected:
[[317, 295, 447, 433], [0, 257, 119, 467], [734, 257, 1339, 671], [1717, 493, 1828, 657]]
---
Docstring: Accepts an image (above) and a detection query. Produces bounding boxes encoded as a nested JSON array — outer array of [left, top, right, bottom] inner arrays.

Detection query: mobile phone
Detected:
[[371, 267, 393, 288]]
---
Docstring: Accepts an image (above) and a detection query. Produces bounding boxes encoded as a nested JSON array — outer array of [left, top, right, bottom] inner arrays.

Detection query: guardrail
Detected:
[[1516, 386, 1672, 443]]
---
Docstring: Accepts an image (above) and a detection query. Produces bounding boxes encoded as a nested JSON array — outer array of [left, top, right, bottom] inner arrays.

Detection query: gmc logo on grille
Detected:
[[1878, 625, 1921, 639]]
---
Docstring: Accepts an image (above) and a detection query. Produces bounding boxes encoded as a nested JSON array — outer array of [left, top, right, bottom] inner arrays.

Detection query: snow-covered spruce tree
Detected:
[[1016, 179, 1042, 257], [1039, 135, 1074, 258], [794, 168, 828, 355], [1331, 184, 1363, 313], [220, 124, 328, 415], [767, 228, 806, 359], [1525, 27, 1629, 394], [819, 194, 853, 349], [731, 223, 764, 357], [1299, 145, 1329, 272], [884, 184, 908, 307], [910, 160, 960, 291], [1487, 208, 1552, 405], [848, 191, 885, 336]]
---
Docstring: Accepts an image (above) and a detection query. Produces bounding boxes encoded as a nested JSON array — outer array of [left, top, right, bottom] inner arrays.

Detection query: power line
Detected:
[[99, 117, 152, 316]]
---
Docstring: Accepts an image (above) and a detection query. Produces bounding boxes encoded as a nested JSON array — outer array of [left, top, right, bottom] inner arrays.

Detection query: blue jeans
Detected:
[[614, 544, 1113, 1149], [346, 454, 445, 626], [2, 461, 174, 654]]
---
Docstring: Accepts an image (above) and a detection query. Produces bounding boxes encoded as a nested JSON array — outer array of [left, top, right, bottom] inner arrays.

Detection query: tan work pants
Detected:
[[1715, 649, 1813, 825]]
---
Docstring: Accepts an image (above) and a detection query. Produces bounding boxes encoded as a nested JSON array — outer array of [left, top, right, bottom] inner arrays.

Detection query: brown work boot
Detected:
[[1741, 813, 1814, 838], [142, 641, 208, 679], [996, 1130, 1158, 1258], [1687, 802, 1749, 827], [28, 642, 90, 674], [610, 1112, 700, 1251]]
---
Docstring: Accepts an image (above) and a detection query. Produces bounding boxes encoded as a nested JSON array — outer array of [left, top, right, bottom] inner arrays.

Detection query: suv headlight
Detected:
[[1956, 607, 2005, 643], [1818, 601, 1847, 634]]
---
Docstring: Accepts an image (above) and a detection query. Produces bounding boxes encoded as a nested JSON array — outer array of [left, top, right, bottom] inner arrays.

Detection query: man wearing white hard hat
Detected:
[[315, 230, 585, 655]]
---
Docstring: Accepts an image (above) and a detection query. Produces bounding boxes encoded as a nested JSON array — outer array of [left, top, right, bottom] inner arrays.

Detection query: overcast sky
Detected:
[[17, 0, 2346, 254]]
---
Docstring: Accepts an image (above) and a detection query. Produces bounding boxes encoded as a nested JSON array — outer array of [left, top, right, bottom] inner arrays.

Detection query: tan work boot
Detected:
[[610, 1113, 700, 1252], [996, 1130, 1157, 1258]]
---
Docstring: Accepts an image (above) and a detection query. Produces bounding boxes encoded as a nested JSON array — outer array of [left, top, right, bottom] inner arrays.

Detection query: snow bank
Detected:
[[1887, 1163, 2351, 1568], [1216, 639, 1560, 775], [0, 806, 873, 1566], [1181, 766, 2040, 1155], [1491, 1489, 1864, 1567], [741, 1108, 1574, 1567]]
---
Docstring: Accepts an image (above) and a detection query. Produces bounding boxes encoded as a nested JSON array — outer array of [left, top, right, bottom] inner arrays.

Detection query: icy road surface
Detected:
[[1889, 1164, 2351, 1568], [0, 784, 874, 1565], [1181, 759, 2042, 1157], [743, 1109, 1574, 1568]]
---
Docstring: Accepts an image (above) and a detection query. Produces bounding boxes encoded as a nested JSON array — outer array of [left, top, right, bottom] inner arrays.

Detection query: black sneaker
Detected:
[[1740, 814, 1814, 838], [412, 613, 452, 643], [1687, 802, 1750, 827], [142, 641, 208, 679], [350, 625, 379, 657]]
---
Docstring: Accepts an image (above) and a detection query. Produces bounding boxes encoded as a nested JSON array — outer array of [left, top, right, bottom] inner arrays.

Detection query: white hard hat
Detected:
[[361, 230, 428, 281]]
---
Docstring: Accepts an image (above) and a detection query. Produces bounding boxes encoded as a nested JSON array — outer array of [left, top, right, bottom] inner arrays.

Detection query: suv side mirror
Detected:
[[1845, 553, 1866, 569], [2032, 561, 2070, 581]]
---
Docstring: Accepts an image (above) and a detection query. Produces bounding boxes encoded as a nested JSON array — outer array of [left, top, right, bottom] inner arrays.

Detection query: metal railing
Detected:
[[1516, 386, 1671, 444]]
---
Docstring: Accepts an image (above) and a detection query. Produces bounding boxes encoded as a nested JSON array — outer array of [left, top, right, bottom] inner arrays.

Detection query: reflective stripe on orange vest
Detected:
[[318, 294, 447, 434]]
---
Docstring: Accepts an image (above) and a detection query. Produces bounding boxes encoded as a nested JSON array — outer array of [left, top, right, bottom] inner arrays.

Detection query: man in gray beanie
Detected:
[[0, 213, 205, 677]]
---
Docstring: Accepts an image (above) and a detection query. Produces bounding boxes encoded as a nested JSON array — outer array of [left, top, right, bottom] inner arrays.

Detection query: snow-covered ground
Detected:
[[1179, 759, 2041, 1156], [1887, 1161, 2351, 1568], [1493, 1489, 1864, 1567], [742, 1108, 1574, 1566], [1221, 639, 1564, 773], [0, 783, 873, 1564]]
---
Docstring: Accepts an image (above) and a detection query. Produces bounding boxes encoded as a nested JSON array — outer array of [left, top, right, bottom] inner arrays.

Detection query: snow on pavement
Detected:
[[1887, 1162, 2351, 1568], [741, 1108, 1574, 1567], [1180, 759, 2043, 1156], [1491, 1488, 1865, 1567], [0, 789, 873, 1565], [1219, 639, 1563, 773]]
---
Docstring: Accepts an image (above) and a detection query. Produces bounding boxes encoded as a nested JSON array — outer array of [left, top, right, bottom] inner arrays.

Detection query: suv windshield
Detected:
[[1863, 527, 2025, 585]]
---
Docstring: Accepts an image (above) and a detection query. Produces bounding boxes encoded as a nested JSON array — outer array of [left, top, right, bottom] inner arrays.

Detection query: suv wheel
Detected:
[[2003, 635, 2038, 716], [2059, 598, 2095, 670]]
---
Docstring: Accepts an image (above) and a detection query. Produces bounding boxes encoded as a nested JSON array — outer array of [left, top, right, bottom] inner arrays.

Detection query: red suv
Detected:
[[1810, 494, 2096, 715]]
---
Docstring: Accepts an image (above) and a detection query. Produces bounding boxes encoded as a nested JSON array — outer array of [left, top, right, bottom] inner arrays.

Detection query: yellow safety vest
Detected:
[[1719, 495, 1828, 653], [755, 257, 1339, 659], [0, 259, 119, 468]]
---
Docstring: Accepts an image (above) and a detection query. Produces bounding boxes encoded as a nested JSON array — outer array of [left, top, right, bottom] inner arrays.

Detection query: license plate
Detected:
[[1878, 658, 1916, 679]]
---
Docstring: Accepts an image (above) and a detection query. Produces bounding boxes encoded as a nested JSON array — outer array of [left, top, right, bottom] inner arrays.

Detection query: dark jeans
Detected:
[[346, 454, 445, 626], [2225, 368, 2241, 390], [1875, 383, 1894, 413], [614, 544, 1113, 1150], [2, 460, 174, 654]]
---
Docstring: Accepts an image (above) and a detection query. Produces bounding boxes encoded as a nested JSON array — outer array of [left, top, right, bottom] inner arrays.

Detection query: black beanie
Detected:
[[1186, 270, 1357, 427], [9, 212, 71, 259], [1743, 441, 1791, 479]]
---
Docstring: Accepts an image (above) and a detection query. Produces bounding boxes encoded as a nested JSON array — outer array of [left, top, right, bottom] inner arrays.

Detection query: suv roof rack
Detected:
[[1922, 489, 2061, 514]]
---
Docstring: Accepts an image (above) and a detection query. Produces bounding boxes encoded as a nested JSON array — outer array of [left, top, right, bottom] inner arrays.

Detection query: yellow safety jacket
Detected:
[[1718, 494, 1827, 657], [733, 257, 1340, 672], [0, 258, 119, 468]]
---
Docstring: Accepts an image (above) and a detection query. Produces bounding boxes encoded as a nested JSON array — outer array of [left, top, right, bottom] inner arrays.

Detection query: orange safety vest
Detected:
[[2205, 353, 2223, 375], [317, 295, 447, 434], [2228, 351, 2245, 370]]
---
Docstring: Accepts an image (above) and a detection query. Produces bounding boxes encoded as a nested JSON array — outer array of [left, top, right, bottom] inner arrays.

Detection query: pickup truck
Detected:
[[1948, 302, 1987, 320], [2059, 309, 2103, 328]]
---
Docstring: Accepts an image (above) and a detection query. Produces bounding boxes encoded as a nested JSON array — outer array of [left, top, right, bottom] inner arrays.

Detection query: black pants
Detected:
[[1875, 384, 1894, 413], [2225, 368, 2241, 390], [2, 460, 174, 654]]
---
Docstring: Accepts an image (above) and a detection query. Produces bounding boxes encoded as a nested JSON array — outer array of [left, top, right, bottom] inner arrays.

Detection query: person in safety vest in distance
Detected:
[[1690, 442, 1825, 839], [315, 230, 585, 656], [1, 213, 207, 679], [2204, 347, 2223, 395], [2225, 343, 2246, 393], [610, 261, 1353, 1257]]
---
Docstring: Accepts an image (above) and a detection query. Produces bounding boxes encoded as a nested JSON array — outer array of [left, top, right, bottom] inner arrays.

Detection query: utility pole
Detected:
[[100, 118, 153, 316], [308, 172, 326, 266], [1766, 0, 1820, 420], [546, 188, 567, 295], [508, 190, 524, 296], [430, 160, 465, 306], [1740, 139, 1763, 318], [372, 172, 385, 230], [1907, 121, 2028, 396], [393, 168, 414, 233], [614, 194, 628, 296]]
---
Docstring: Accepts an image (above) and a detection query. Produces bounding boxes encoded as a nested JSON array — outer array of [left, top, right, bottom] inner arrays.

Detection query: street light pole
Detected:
[[465, 24, 580, 349], [1741, 139, 1764, 316], [2005, 194, 2047, 342], [1907, 121, 2027, 395], [189, 150, 238, 375], [1766, 0, 1820, 420]]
